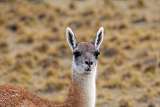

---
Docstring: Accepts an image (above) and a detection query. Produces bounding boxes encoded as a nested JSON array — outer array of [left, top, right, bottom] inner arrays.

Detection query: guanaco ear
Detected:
[[66, 27, 78, 51], [94, 27, 104, 50]]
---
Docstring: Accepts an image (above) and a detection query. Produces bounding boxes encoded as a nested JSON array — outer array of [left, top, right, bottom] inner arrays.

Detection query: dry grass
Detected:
[[0, 0, 159, 107]]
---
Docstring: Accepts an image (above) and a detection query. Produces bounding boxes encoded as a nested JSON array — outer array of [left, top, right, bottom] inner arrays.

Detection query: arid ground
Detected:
[[0, 0, 159, 107]]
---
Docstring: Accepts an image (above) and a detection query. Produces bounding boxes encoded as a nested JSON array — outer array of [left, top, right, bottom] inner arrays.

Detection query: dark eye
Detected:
[[73, 51, 81, 57], [94, 51, 100, 59]]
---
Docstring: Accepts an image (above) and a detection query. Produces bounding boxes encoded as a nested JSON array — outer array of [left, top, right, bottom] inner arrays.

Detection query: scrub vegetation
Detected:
[[0, 0, 159, 107]]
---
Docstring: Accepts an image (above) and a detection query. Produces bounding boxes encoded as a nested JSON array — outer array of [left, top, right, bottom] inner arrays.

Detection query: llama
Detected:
[[0, 27, 104, 107]]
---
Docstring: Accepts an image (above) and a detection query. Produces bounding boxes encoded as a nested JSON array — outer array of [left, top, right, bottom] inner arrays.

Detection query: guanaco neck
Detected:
[[68, 70, 96, 107]]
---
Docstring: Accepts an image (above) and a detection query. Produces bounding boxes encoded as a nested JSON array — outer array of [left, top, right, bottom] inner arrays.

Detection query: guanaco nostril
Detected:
[[85, 61, 93, 65], [85, 61, 89, 65], [90, 62, 93, 65]]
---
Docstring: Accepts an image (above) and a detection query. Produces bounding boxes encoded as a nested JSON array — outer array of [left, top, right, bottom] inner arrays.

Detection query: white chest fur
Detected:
[[83, 78, 96, 107], [73, 71, 96, 107]]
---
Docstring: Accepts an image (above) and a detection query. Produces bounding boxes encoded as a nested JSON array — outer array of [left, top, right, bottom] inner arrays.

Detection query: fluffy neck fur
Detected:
[[71, 69, 96, 107]]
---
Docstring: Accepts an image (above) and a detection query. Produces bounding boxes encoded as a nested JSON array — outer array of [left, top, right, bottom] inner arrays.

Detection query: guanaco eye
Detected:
[[94, 51, 100, 59], [73, 51, 81, 57]]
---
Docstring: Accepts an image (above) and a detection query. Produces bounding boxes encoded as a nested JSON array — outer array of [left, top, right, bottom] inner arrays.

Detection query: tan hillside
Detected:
[[0, 0, 159, 107]]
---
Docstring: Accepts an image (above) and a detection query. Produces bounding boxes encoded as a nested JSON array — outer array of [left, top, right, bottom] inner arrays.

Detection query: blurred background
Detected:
[[0, 0, 159, 107]]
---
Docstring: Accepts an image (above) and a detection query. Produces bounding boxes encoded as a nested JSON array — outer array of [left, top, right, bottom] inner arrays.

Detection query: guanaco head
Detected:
[[66, 27, 104, 75]]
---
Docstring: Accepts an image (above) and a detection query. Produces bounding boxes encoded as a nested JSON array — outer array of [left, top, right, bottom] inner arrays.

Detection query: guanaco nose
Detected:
[[85, 60, 93, 66]]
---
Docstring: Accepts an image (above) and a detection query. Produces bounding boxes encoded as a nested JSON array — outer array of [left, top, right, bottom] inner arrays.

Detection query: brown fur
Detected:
[[74, 42, 95, 53], [0, 82, 85, 107]]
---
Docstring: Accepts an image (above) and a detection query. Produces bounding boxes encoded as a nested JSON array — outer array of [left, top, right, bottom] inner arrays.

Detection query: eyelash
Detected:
[[94, 51, 100, 59], [73, 51, 81, 57], [73, 51, 100, 58]]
